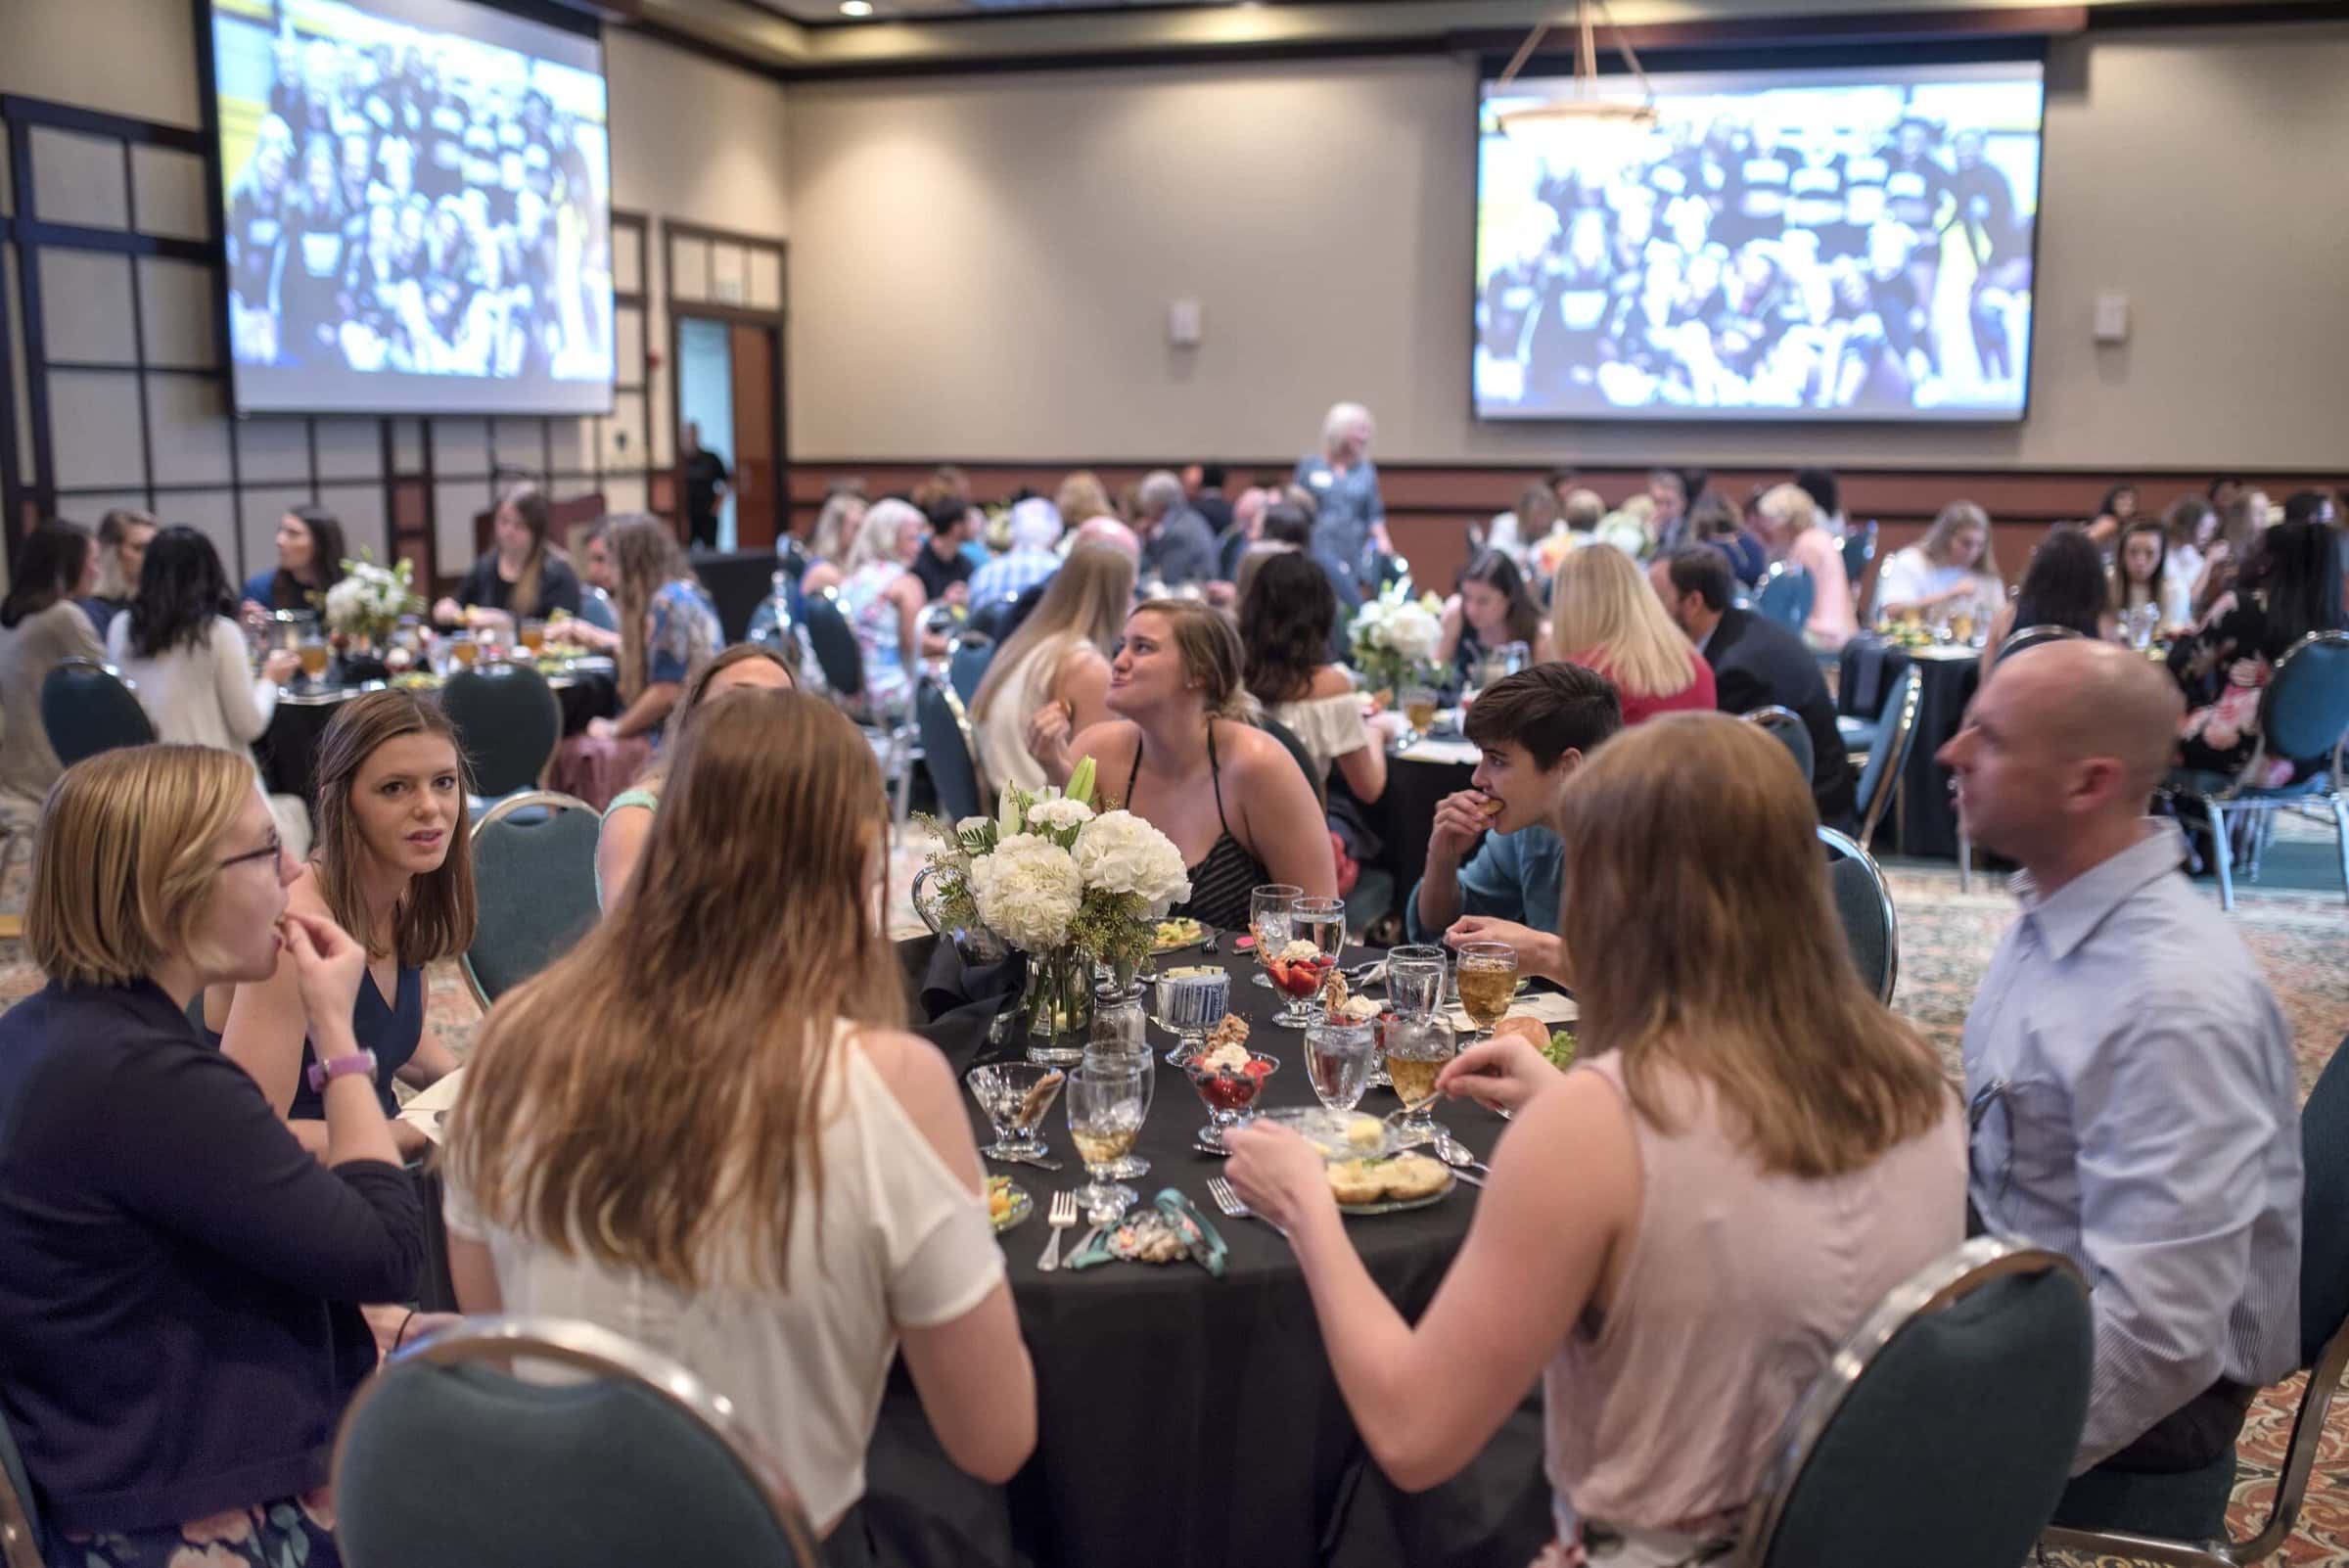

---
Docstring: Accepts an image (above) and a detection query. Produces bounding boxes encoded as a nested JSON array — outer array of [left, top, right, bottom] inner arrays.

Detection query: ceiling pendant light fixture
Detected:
[[1492, 0, 1658, 134]]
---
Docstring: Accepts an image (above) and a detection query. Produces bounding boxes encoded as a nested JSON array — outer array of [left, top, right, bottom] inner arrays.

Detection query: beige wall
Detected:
[[783, 22, 2349, 470]]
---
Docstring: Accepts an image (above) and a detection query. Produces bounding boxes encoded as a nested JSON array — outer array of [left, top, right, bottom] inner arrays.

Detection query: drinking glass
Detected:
[[1382, 1012, 1457, 1147], [296, 634, 331, 687], [1400, 683, 1439, 738], [450, 633, 479, 670], [1453, 941, 1518, 1045], [1066, 1062, 1146, 1221], [1083, 989, 1153, 1180], [1305, 1018, 1376, 1114], [963, 1061, 1066, 1162], [520, 619, 548, 655], [1152, 966, 1229, 1066], [1270, 895, 1345, 1029], [1497, 640, 1532, 678], [1248, 883, 1300, 992], [1385, 945, 1448, 1019]]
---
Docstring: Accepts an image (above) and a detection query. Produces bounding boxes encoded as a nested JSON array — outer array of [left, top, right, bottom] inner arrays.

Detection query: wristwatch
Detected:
[[306, 1049, 380, 1095]]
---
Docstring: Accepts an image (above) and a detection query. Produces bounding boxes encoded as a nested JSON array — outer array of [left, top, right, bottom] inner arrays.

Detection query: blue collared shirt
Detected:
[[1404, 824, 1563, 944], [969, 548, 1061, 611], [1293, 455, 1384, 600], [1963, 822, 2301, 1470]]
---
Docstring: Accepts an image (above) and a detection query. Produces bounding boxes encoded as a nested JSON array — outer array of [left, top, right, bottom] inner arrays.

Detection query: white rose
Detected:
[[1074, 809, 1192, 916], [1386, 602, 1443, 665], [968, 834, 1082, 952]]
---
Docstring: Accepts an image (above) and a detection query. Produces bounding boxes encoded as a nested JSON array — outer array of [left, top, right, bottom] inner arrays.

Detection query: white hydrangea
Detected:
[[1074, 809, 1192, 917], [1383, 600, 1443, 665], [1025, 797, 1093, 836], [969, 834, 1082, 952]]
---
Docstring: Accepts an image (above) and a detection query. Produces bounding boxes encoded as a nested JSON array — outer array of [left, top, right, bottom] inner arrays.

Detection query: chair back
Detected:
[[1737, 1237, 2091, 1568], [1818, 825, 1898, 1005], [914, 677, 988, 822], [1842, 520, 1878, 590], [2259, 632, 2349, 767], [1853, 666, 1920, 849], [965, 593, 1020, 644], [1996, 623, 2085, 664], [1836, 635, 1912, 721], [1742, 705, 1815, 786], [577, 585, 620, 633], [2300, 1034, 2349, 1370], [1755, 562, 1816, 633], [0, 1397, 44, 1568], [798, 589, 866, 701], [334, 1315, 820, 1568], [441, 662, 562, 798], [946, 634, 995, 706], [1256, 714, 1325, 808], [461, 792, 601, 1010], [40, 657, 153, 766]]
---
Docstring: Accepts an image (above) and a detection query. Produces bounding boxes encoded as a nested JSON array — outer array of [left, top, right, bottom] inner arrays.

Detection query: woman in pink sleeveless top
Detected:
[[1225, 714, 1964, 1567]]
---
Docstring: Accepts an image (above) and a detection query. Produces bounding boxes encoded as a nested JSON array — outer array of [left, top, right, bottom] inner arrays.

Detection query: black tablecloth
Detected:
[[690, 548, 781, 642], [1374, 750, 1476, 894], [257, 675, 618, 803], [868, 940, 1550, 1568], [1891, 653, 1977, 860]]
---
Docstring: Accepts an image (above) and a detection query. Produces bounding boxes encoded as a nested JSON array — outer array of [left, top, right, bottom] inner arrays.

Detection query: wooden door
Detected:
[[729, 323, 779, 551]]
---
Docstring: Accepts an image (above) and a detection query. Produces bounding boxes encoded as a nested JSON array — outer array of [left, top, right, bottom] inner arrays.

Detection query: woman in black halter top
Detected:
[[212, 690, 479, 1159], [1028, 599, 1335, 933]]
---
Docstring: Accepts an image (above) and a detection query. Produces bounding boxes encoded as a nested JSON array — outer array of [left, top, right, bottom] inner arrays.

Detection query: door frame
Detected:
[[661, 221, 788, 554]]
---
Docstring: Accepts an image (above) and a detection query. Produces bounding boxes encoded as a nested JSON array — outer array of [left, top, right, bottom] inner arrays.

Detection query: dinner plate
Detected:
[[1329, 1158, 1455, 1217], [1151, 919, 1209, 954]]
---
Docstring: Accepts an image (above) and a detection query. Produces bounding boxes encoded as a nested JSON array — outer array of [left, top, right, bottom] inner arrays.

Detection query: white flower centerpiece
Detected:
[[916, 758, 1191, 1062], [1348, 578, 1445, 702], [322, 554, 424, 653]]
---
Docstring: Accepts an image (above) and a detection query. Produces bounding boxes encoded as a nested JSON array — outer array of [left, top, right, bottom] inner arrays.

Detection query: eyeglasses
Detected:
[[219, 836, 283, 872]]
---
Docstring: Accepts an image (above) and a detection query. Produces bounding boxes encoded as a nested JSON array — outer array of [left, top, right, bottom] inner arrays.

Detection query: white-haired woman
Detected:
[[1293, 401, 1387, 604], [821, 498, 930, 718]]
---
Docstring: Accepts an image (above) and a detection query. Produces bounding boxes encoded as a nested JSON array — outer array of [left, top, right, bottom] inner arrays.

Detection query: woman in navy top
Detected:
[[216, 689, 476, 1158], [0, 745, 421, 1566]]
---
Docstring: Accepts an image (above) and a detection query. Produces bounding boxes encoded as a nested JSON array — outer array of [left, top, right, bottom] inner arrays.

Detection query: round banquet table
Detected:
[[256, 660, 618, 803], [1887, 646, 1978, 860], [863, 940, 1552, 1568]]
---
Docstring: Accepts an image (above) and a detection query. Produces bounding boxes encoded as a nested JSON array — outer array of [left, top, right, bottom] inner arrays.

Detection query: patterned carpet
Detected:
[[0, 828, 2342, 1564]]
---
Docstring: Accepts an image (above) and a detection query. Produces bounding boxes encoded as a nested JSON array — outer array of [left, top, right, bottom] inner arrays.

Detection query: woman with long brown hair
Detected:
[[1225, 714, 1961, 1567], [970, 544, 1133, 792], [214, 689, 477, 1158], [573, 513, 722, 744], [1028, 598, 1335, 929], [596, 641, 796, 906], [434, 484, 582, 627], [444, 690, 1036, 1558], [1435, 549, 1551, 691]]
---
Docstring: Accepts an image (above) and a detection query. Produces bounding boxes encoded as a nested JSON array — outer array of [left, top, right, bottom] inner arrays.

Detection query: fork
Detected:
[[1036, 1190, 1079, 1272], [1205, 1176, 1251, 1219]]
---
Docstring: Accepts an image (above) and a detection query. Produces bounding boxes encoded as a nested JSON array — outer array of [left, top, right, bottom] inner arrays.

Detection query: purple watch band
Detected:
[[306, 1049, 379, 1095]]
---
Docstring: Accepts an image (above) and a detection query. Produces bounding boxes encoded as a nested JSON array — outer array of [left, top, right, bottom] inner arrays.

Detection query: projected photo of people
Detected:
[[1474, 64, 2044, 423], [211, 0, 615, 416]]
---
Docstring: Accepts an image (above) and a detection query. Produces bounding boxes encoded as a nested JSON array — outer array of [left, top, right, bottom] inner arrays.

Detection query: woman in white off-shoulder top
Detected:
[[1240, 550, 1400, 803]]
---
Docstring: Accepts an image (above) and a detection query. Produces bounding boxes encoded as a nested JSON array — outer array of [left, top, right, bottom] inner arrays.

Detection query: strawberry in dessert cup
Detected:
[[1186, 1028, 1278, 1150]]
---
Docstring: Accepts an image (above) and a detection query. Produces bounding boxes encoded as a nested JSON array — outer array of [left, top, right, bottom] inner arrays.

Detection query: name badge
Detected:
[[1309, 470, 1332, 488]]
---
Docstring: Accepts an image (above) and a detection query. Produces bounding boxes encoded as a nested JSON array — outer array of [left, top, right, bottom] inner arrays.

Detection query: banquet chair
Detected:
[[914, 676, 989, 823], [441, 662, 562, 814], [334, 1315, 821, 1568], [946, 632, 996, 706], [1834, 635, 1912, 755], [1732, 1236, 2090, 1568], [2040, 1031, 2349, 1563], [1754, 562, 1815, 634], [1742, 705, 1816, 787], [2159, 631, 2349, 912], [801, 588, 921, 822], [461, 792, 600, 1011], [0, 1397, 45, 1568], [1850, 665, 1920, 854], [1818, 825, 1898, 1005], [40, 657, 153, 767]]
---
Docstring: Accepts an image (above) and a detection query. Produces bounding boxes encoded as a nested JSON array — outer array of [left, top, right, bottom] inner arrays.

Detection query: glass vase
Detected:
[[1024, 945, 1093, 1066]]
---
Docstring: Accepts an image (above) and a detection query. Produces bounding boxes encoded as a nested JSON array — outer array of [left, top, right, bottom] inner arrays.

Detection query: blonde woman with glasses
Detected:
[[0, 746, 419, 1568], [1547, 542, 1717, 726], [970, 544, 1134, 792], [1224, 715, 1960, 1568], [445, 691, 1035, 1561]]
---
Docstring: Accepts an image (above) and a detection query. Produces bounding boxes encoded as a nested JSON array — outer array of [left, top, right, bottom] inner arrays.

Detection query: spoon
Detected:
[[1432, 1130, 1490, 1187]]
